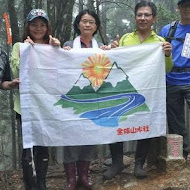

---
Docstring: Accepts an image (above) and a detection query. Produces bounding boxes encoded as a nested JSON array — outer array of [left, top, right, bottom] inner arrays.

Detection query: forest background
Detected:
[[0, 0, 179, 171]]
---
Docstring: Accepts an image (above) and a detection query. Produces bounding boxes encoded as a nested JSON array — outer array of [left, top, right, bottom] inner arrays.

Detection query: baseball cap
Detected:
[[26, 9, 49, 22], [178, 0, 190, 5]]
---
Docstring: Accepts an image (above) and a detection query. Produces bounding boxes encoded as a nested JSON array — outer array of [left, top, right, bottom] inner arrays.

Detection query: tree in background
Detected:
[[2, 0, 181, 46], [0, 0, 183, 171], [47, 0, 75, 45], [8, 0, 21, 44], [156, 1, 179, 33]]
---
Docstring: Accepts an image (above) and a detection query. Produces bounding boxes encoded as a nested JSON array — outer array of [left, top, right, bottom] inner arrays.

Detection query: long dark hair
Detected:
[[73, 9, 100, 36], [22, 18, 52, 43]]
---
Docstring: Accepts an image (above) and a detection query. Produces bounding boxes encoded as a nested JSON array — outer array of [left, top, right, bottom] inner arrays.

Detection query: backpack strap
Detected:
[[166, 21, 184, 42]]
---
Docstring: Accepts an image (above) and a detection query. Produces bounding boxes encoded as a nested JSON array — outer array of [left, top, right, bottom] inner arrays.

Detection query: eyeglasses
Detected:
[[136, 13, 153, 18], [80, 19, 96, 25]]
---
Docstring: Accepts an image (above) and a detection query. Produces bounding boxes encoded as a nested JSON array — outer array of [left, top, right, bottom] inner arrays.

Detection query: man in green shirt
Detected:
[[103, 0, 173, 180]]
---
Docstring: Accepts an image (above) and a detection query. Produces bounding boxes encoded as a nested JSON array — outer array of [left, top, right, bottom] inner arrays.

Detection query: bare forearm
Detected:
[[0, 78, 20, 90], [1, 81, 12, 90]]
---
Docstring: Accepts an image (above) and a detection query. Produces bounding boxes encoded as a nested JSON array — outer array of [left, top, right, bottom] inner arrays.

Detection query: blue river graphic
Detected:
[[61, 92, 145, 127]]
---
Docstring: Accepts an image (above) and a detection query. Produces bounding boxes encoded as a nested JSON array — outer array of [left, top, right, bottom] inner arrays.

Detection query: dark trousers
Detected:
[[22, 146, 49, 166], [135, 138, 151, 165], [18, 114, 49, 189], [22, 147, 49, 189], [166, 84, 190, 156]]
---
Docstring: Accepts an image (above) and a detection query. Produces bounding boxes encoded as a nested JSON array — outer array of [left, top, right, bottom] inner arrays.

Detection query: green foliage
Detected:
[[100, 0, 181, 41], [105, 1, 135, 41], [156, 3, 180, 32]]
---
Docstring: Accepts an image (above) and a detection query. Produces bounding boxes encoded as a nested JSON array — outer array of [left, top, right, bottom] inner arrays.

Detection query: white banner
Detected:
[[20, 42, 166, 148]]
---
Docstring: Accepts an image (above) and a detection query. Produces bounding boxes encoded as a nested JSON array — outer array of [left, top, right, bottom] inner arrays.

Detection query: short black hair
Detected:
[[73, 9, 100, 36], [178, 0, 190, 5], [135, 0, 157, 17]]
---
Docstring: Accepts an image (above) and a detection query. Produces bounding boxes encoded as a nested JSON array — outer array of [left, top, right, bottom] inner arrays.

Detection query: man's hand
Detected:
[[162, 42, 172, 57]]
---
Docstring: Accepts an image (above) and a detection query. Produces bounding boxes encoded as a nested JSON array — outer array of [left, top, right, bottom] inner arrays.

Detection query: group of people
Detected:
[[1, 0, 190, 189]]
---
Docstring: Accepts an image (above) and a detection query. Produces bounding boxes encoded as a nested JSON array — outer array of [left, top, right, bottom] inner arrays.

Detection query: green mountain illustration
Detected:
[[55, 62, 149, 122]]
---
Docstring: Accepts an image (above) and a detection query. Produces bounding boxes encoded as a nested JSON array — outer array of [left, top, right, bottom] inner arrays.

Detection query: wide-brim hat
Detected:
[[26, 9, 49, 22], [178, 0, 190, 5]]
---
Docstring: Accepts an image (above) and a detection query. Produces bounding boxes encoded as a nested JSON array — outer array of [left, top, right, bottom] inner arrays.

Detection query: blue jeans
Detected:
[[166, 84, 190, 157]]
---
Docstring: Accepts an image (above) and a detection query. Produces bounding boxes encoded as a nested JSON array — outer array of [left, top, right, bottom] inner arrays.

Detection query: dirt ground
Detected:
[[1, 154, 190, 190]]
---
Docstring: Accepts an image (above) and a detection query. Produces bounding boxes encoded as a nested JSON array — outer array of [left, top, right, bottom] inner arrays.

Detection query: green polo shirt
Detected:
[[119, 30, 173, 73]]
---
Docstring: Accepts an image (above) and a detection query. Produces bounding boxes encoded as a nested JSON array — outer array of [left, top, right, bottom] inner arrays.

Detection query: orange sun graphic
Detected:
[[82, 54, 112, 87]]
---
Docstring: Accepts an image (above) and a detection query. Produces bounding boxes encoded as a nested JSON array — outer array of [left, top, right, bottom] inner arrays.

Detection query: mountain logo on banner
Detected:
[[55, 54, 149, 127]]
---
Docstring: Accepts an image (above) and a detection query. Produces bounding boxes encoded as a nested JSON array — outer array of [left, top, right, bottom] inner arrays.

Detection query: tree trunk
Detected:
[[34, 0, 43, 8], [96, 0, 108, 44], [8, 0, 20, 44], [87, 0, 95, 10], [49, 0, 75, 45], [23, 0, 33, 19], [47, 0, 56, 31], [10, 90, 17, 169], [79, 0, 84, 12]]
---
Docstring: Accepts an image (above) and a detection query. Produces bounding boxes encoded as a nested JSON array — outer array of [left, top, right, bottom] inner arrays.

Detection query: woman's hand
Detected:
[[162, 42, 172, 57], [1, 78, 20, 90], [49, 35, 61, 46], [63, 46, 72, 50], [9, 78, 20, 89], [100, 45, 111, 50], [111, 35, 120, 49], [24, 36, 35, 45]]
